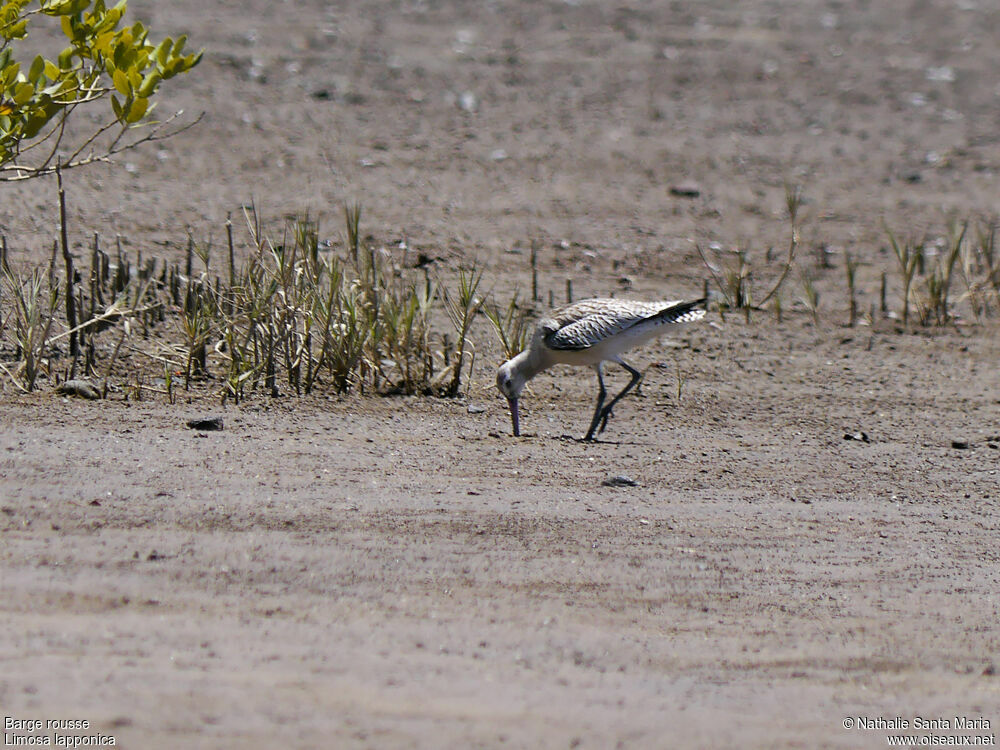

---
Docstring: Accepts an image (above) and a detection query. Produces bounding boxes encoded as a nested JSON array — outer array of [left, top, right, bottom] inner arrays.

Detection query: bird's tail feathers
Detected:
[[656, 297, 708, 325]]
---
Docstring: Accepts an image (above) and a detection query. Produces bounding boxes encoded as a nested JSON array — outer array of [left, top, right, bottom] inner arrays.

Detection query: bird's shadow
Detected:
[[557, 434, 626, 446]]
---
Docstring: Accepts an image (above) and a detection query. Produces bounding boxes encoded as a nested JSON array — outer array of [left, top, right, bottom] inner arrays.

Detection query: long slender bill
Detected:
[[507, 397, 520, 437]]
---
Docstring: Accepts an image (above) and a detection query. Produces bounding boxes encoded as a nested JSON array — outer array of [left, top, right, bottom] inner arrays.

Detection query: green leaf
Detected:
[[137, 70, 161, 98], [28, 55, 45, 84], [155, 38, 170, 67], [97, 6, 124, 33], [23, 113, 50, 139], [112, 67, 129, 95], [2, 19, 29, 40], [110, 93, 122, 120], [40, 78, 68, 97], [125, 95, 147, 123], [94, 30, 115, 57], [113, 41, 134, 70], [12, 81, 34, 105], [0, 61, 19, 85]]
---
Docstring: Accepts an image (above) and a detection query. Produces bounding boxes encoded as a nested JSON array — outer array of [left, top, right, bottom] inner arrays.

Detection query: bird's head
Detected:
[[496, 357, 528, 437]]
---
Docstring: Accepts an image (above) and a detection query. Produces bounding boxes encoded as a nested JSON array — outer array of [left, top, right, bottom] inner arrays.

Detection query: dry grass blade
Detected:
[[884, 222, 922, 327], [919, 220, 965, 325], [440, 265, 484, 397], [696, 184, 800, 321], [484, 292, 531, 361], [755, 183, 801, 308], [1, 266, 60, 391]]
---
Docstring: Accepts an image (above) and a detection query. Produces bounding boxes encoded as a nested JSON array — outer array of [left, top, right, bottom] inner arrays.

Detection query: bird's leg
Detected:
[[583, 363, 607, 441], [597, 361, 642, 434]]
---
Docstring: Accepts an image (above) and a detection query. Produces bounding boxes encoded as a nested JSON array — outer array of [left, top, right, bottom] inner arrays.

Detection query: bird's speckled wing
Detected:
[[540, 298, 702, 351]]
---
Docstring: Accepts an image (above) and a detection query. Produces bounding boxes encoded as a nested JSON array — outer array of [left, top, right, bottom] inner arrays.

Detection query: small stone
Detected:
[[926, 65, 955, 83], [458, 91, 478, 112], [951, 440, 970, 450], [843, 431, 869, 443], [669, 183, 701, 198], [602, 475, 639, 487], [57, 379, 101, 400], [186, 416, 224, 431], [467, 404, 486, 414]]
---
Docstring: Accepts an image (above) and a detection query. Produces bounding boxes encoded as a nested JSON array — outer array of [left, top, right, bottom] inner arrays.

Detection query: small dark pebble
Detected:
[[186, 417, 224, 431], [669, 183, 701, 198], [57, 379, 101, 400], [844, 431, 869, 443], [984, 663, 996, 676], [603, 475, 639, 487], [951, 440, 970, 450]]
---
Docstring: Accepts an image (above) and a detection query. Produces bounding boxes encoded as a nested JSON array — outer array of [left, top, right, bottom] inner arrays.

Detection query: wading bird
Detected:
[[496, 297, 707, 440]]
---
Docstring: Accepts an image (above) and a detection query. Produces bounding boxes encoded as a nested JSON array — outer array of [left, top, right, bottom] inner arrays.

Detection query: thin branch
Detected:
[[0, 111, 204, 181], [45, 300, 160, 343], [123, 344, 185, 369], [8, 81, 110, 160], [36, 109, 72, 176], [61, 116, 120, 166]]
